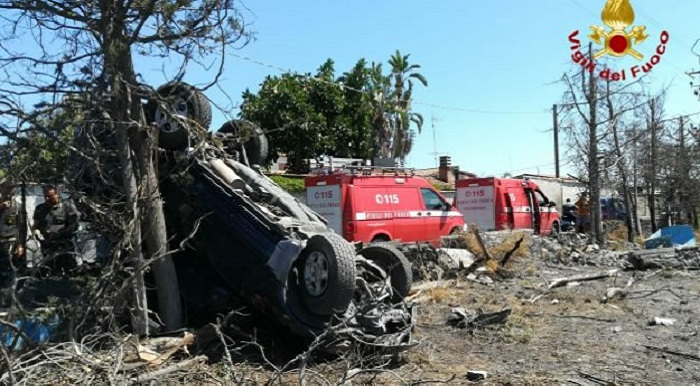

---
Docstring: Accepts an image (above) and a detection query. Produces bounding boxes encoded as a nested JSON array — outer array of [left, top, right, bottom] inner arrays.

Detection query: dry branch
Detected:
[[131, 355, 207, 383], [547, 269, 619, 289]]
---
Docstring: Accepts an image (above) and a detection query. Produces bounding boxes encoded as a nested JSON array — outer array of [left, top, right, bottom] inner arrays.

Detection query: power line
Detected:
[[228, 52, 549, 116]]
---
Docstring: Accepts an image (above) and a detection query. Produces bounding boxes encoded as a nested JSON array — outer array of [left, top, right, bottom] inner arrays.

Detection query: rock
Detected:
[[585, 243, 600, 253], [649, 317, 676, 326], [466, 370, 488, 381], [611, 326, 622, 333], [551, 299, 560, 304], [438, 248, 476, 270]]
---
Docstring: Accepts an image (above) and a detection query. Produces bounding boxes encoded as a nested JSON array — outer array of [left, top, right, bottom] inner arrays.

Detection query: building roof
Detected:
[[514, 173, 581, 184]]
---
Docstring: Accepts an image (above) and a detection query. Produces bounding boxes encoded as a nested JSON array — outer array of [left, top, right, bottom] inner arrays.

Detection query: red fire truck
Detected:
[[454, 177, 561, 235], [305, 167, 465, 244]]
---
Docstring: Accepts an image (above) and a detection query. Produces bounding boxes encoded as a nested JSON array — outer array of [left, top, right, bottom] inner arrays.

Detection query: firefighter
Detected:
[[32, 185, 79, 274], [575, 192, 591, 233], [0, 186, 25, 286]]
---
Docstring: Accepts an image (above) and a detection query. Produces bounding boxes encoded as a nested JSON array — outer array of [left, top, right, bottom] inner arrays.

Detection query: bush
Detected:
[[268, 174, 306, 194]]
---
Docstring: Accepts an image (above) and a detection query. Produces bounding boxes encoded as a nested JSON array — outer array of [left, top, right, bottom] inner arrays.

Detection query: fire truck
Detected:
[[305, 167, 465, 244], [455, 177, 561, 235]]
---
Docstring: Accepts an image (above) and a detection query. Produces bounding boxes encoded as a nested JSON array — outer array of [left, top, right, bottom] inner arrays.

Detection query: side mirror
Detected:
[[549, 201, 557, 207], [445, 203, 453, 211]]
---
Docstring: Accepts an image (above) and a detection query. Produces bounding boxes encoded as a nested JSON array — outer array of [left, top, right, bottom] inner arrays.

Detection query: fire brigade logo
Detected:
[[567, 0, 669, 81], [590, 0, 647, 60]]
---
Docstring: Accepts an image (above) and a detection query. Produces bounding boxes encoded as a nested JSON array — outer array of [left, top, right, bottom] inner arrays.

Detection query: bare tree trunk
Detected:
[[632, 126, 642, 235], [102, 1, 182, 331], [648, 102, 658, 233], [605, 80, 636, 242], [108, 87, 148, 335], [586, 43, 604, 245]]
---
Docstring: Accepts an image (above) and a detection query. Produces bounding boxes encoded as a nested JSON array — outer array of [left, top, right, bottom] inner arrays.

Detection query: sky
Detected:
[[7, 1, 700, 178]]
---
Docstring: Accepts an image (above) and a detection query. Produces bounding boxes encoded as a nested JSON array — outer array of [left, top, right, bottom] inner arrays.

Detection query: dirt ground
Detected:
[[217, 235, 700, 385], [371, 250, 700, 385]]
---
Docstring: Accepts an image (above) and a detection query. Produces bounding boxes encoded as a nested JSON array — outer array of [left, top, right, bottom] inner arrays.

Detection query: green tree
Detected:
[[241, 52, 427, 169], [1, 106, 79, 183]]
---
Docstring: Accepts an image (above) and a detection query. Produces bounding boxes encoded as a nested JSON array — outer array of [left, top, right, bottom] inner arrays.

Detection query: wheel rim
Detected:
[[154, 97, 189, 134], [303, 251, 329, 296]]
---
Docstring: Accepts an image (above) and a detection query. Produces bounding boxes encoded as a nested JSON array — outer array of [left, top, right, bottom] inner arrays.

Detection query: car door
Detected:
[[507, 187, 532, 230], [387, 186, 426, 242], [420, 187, 451, 242]]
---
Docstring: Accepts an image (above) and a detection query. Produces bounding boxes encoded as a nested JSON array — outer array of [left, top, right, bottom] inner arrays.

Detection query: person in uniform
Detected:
[[575, 192, 591, 233], [32, 185, 79, 274], [0, 186, 25, 286]]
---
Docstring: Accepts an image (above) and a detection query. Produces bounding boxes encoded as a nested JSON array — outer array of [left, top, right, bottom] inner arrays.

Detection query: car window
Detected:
[[420, 188, 448, 211]]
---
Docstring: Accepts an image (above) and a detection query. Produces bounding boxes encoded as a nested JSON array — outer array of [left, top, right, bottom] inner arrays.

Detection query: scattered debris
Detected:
[[648, 317, 676, 326], [643, 345, 700, 361], [466, 370, 488, 381], [547, 269, 619, 289], [447, 308, 511, 330], [601, 276, 635, 303], [625, 247, 700, 271]]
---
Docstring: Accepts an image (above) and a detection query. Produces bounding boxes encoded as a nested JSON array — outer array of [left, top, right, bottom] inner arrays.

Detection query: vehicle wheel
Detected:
[[217, 119, 269, 166], [371, 234, 390, 243], [551, 221, 561, 236], [297, 233, 356, 315], [360, 243, 412, 302], [146, 82, 212, 150], [450, 227, 461, 235]]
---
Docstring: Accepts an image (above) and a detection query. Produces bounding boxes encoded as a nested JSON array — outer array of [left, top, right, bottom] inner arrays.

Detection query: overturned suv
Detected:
[[142, 83, 416, 350]]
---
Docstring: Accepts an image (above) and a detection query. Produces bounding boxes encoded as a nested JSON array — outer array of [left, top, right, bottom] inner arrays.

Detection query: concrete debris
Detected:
[[447, 307, 511, 330], [466, 370, 488, 381], [439, 248, 476, 271], [625, 247, 700, 271], [649, 317, 676, 326]]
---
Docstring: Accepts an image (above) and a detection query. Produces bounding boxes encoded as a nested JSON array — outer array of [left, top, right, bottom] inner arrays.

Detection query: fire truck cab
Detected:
[[455, 177, 561, 235], [305, 167, 465, 244]]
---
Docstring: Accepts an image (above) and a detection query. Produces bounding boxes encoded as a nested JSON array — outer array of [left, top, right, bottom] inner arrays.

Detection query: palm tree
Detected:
[[388, 50, 427, 162], [368, 62, 392, 159]]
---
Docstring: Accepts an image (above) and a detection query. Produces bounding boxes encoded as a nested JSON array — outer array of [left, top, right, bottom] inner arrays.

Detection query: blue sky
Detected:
[[144, 0, 698, 178], [7, 1, 700, 178]]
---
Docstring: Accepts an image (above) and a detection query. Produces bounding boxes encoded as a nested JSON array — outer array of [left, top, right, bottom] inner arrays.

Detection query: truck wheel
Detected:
[[360, 243, 412, 302], [217, 119, 269, 166], [146, 82, 212, 150], [551, 221, 561, 236], [297, 233, 356, 316]]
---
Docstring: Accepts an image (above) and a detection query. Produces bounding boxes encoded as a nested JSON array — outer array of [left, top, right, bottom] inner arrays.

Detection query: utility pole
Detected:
[[553, 104, 560, 178], [430, 114, 441, 168]]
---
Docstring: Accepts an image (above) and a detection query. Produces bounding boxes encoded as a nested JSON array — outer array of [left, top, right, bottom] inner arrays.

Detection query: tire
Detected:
[[360, 243, 412, 302], [296, 233, 356, 316], [217, 119, 269, 166], [146, 82, 212, 150], [551, 221, 561, 236]]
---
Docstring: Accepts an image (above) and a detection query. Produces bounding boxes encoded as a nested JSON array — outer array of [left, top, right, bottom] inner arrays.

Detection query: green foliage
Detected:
[[431, 181, 454, 192], [0, 105, 78, 184], [268, 174, 306, 194], [240, 52, 427, 172]]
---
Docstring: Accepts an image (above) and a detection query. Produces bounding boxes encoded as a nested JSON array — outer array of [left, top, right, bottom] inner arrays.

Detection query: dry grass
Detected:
[[606, 222, 628, 242], [457, 230, 532, 262], [425, 287, 451, 303]]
